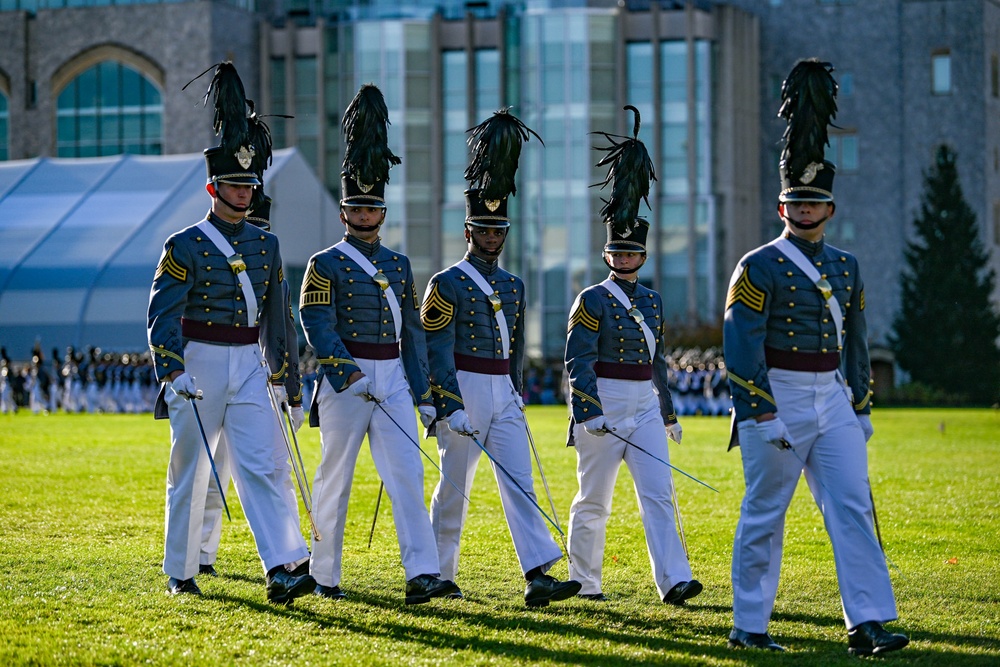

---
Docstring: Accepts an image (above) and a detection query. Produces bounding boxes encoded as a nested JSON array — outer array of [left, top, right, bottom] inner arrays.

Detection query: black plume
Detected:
[[590, 105, 656, 236], [341, 84, 401, 186], [465, 108, 542, 201], [183, 62, 250, 155], [778, 59, 838, 182]]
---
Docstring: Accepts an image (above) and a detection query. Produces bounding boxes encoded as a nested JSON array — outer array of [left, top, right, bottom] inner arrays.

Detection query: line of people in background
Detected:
[[0, 345, 158, 415], [0, 342, 729, 417]]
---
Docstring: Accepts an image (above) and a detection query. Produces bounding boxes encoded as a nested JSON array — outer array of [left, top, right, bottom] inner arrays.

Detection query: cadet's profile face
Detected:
[[341, 206, 386, 241], [466, 225, 508, 259], [605, 251, 644, 275]]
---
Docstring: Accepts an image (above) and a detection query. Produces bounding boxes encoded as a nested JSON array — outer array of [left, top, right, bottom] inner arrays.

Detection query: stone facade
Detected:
[[0, 1, 260, 159]]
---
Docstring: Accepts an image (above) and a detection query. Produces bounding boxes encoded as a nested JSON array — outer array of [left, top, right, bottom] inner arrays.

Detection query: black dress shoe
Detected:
[[405, 574, 461, 605], [445, 585, 463, 599], [266, 567, 316, 604], [198, 564, 218, 577], [663, 579, 703, 606], [167, 577, 202, 596], [315, 584, 347, 600], [524, 574, 583, 607], [727, 628, 785, 651], [577, 592, 607, 602], [848, 621, 909, 656]]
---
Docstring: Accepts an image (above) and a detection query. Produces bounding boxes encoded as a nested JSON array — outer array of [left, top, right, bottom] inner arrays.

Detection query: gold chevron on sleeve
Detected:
[[278, 266, 284, 283], [726, 265, 766, 313], [420, 282, 454, 331], [728, 371, 776, 408], [155, 246, 187, 282], [859, 288, 865, 311], [300, 262, 331, 307], [568, 301, 599, 332]]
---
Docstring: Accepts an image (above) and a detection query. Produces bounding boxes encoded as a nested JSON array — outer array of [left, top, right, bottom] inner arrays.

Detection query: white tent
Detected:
[[0, 148, 339, 360]]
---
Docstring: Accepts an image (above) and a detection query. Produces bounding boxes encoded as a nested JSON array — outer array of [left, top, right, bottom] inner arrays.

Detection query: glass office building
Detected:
[[263, 2, 751, 361]]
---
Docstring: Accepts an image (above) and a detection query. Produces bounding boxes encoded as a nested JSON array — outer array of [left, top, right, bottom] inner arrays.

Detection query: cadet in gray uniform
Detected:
[[200, 194, 308, 578], [564, 108, 701, 605], [299, 84, 457, 605], [421, 109, 581, 607], [723, 60, 906, 655], [147, 62, 314, 603]]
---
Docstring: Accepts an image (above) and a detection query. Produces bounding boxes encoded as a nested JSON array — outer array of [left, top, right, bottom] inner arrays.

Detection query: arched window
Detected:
[[0, 91, 8, 161], [56, 61, 162, 157]]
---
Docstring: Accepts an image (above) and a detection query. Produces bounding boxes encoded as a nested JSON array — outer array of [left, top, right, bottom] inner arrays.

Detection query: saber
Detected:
[[603, 428, 719, 493], [463, 431, 564, 538], [870, 487, 884, 551], [780, 440, 904, 578], [367, 482, 384, 549], [189, 396, 231, 521], [523, 418, 569, 558], [669, 474, 689, 559], [266, 383, 322, 542], [283, 403, 313, 506], [367, 395, 470, 503]]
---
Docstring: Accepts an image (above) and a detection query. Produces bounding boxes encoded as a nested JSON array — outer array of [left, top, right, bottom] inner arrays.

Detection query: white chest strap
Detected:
[[601, 278, 656, 362], [772, 237, 843, 350], [335, 240, 402, 341], [197, 220, 258, 327], [456, 260, 509, 360]]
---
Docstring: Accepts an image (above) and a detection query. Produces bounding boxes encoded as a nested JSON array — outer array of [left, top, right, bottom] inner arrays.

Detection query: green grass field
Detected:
[[1, 407, 997, 665]]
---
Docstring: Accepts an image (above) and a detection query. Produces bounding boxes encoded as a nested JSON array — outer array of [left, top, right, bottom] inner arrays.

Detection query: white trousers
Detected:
[[310, 358, 440, 588], [732, 368, 898, 633], [568, 378, 692, 598], [200, 399, 301, 566], [430, 370, 562, 581], [163, 341, 309, 580]]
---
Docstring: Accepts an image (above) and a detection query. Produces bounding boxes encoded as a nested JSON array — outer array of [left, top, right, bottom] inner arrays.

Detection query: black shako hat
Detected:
[[777, 58, 839, 203], [463, 107, 542, 228], [340, 84, 400, 208], [184, 62, 261, 186], [591, 105, 656, 253]]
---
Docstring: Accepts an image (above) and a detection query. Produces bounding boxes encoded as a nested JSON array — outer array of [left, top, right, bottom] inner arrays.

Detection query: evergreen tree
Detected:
[[890, 145, 1000, 403]]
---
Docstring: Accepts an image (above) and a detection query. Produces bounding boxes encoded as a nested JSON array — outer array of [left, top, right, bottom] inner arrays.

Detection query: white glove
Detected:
[[755, 417, 792, 451], [418, 404, 437, 428], [583, 415, 607, 436], [447, 409, 474, 435], [170, 372, 199, 400], [857, 414, 874, 443], [271, 384, 288, 406], [514, 394, 525, 411], [666, 422, 683, 444], [349, 376, 373, 401], [289, 405, 305, 433]]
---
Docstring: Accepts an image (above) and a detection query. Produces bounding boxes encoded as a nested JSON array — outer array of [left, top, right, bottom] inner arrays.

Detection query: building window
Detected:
[[829, 131, 858, 172], [56, 61, 162, 157], [0, 91, 8, 161], [931, 51, 951, 95], [294, 55, 318, 169], [269, 57, 287, 149]]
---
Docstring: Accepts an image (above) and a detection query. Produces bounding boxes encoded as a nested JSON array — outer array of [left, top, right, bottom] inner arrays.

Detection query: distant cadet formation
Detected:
[[136, 56, 909, 656]]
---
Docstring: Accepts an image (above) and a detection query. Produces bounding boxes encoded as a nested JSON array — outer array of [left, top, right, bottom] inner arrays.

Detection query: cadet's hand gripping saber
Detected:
[[266, 382, 322, 542], [187, 394, 231, 521], [602, 427, 719, 493]]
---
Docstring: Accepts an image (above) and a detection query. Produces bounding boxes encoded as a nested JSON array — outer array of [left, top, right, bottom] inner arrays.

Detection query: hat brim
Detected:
[[213, 174, 261, 186], [779, 189, 833, 203]]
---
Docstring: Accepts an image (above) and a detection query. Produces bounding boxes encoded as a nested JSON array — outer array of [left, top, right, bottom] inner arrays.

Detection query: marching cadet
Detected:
[[564, 107, 701, 605], [299, 84, 458, 605], [148, 62, 314, 602], [199, 192, 309, 579], [723, 59, 906, 655], [421, 109, 581, 607]]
